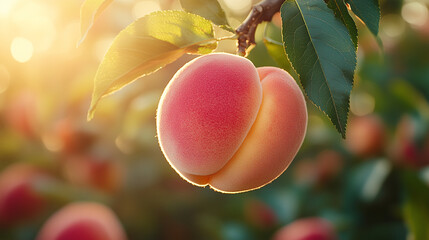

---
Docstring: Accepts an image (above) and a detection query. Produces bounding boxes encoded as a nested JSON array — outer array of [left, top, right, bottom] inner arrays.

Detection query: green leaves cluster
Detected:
[[81, 0, 381, 137]]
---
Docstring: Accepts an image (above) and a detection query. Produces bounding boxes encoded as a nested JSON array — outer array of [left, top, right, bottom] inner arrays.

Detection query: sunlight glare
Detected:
[[132, 1, 160, 19], [12, 2, 57, 29], [0, 65, 11, 94], [10, 37, 34, 63], [94, 36, 116, 61], [10, 2, 58, 53], [57, 21, 80, 54], [0, 0, 19, 17], [28, 16, 57, 53]]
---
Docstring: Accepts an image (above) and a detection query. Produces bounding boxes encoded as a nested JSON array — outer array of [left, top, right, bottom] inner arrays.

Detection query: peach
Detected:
[[344, 114, 386, 158], [36, 202, 127, 240], [0, 164, 48, 226], [272, 217, 336, 240], [157, 53, 307, 193]]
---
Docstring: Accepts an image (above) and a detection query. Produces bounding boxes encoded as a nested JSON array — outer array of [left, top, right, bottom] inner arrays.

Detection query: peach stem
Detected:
[[236, 0, 285, 56]]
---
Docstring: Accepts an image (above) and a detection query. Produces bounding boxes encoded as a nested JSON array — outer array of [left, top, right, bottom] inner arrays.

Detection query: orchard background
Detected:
[[1, 0, 429, 239]]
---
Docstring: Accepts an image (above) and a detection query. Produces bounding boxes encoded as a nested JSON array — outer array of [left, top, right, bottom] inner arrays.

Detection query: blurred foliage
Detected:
[[0, 0, 429, 239]]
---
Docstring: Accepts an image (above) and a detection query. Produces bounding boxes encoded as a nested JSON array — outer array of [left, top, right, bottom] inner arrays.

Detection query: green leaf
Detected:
[[346, 0, 380, 36], [327, 0, 358, 49], [180, 0, 234, 32], [281, 0, 356, 138], [78, 0, 113, 46], [88, 10, 217, 120], [401, 170, 429, 240]]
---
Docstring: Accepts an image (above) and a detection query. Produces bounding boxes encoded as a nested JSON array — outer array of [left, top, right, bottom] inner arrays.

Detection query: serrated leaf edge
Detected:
[[292, 0, 347, 137]]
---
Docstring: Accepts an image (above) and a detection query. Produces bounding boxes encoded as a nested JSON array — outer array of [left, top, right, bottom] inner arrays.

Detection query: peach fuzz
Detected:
[[157, 53, 307, 193], [36, 202, 127, 240]]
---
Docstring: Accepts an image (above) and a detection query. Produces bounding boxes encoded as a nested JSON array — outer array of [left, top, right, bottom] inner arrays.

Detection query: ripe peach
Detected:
[[344, 114, 386, 158], [273, 217, 336, 240], [36, 202, 127, 240], [0, 164, 48, 226], [157, 53, 307, 193]]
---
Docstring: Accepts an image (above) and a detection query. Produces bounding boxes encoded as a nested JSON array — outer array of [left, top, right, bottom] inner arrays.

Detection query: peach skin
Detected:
[[157, 53, 307, 193], [36, 202, 127, 240]]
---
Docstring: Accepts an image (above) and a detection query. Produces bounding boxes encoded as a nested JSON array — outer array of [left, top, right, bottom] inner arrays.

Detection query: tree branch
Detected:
[[236, 0, 285, 56]]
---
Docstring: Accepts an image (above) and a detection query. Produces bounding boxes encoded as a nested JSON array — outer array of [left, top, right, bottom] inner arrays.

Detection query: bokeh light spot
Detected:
[[115, 136, 133, 154], [10, 37, 34, 63], [0, 0, 18, 17], [350, 91, 375, 116], [41, 132, 62, 152], [222, 0, 252, 16], [381, 14, 406, 38], [401, 1, 428, 27]]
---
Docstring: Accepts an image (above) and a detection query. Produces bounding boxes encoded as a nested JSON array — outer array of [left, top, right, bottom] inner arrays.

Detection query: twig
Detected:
[[236, 0, 285, 56]]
